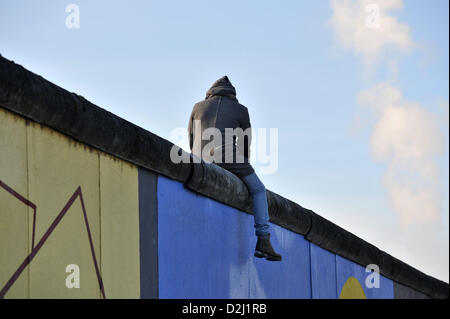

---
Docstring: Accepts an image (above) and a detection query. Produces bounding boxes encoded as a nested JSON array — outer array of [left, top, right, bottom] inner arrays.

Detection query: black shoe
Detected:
[[254, 234, 282, 261]]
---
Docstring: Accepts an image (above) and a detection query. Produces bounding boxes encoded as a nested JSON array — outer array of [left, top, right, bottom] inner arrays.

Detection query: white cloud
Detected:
[[329, 0, 448, 281], [358, 82, 444, 226], [329, 0, 414, 65]]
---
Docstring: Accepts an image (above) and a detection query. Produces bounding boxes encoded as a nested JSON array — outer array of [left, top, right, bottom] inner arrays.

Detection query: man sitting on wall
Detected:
[[188, 76, 282, 261]]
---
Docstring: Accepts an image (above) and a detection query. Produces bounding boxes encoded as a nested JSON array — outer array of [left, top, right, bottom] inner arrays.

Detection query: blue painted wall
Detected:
[[310, 244, 337, 298], [157, 175, 394, 299], [336, 255, 394, 299]]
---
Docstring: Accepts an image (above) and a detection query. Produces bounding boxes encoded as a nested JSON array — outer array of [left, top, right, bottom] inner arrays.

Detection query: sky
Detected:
[[0, 0, 448, 282]]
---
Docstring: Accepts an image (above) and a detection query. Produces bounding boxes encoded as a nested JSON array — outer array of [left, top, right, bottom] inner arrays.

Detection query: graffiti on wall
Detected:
[[0, 180, 105, 298]]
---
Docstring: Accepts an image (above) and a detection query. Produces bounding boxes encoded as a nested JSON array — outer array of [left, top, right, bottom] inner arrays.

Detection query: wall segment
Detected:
[[0, 108, 140, 298], [0, 55, 448, 299]]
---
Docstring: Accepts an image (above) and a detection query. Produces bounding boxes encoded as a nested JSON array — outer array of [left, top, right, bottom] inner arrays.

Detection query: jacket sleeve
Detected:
[[241, 107, 252, 159], [188, 107, 195, 151]]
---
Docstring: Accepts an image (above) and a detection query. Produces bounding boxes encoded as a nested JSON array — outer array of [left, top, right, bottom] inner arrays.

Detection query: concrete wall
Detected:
[[0, 108, 140, 298], [0, 107, 426, 299], [155, 175, 394, 299]]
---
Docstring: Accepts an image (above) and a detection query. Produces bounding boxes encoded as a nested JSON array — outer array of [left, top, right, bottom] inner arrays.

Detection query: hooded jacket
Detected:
[[188, 76, 255, 178]]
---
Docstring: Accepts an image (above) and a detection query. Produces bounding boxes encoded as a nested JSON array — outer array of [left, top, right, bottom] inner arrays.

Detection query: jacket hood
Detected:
[[205, 76, 238, 101]]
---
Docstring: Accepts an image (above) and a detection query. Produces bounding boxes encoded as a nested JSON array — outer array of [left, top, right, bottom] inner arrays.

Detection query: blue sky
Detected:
[[1, 0, 448, 282]]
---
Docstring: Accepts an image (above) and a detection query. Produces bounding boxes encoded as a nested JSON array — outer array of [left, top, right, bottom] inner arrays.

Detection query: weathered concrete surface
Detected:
[[0, 108, 141, 298], [0, 55, 448, 299]]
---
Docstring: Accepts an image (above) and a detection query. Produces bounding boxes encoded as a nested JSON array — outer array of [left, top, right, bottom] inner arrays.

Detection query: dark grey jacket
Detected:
[[188, 76, 255, 177]]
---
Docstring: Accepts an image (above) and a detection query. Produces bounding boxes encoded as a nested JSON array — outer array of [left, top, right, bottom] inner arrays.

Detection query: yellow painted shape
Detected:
[[0, 108, 30, 298], [2, 109, 142, 298], [0, 187, 30, 298], [100, 153, 140, 298], [28, 199, 102, 298], [339, 276, 367, 299], [26, 121, 102, 298]]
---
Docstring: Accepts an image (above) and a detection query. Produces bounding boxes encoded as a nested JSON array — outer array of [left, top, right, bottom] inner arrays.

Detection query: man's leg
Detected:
[[241, 172, 270, 237], [242, 172, 282, 261]]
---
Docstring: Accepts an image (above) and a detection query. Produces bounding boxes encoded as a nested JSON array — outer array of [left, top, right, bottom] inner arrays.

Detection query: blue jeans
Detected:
[[241, 173, 270, 237]]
